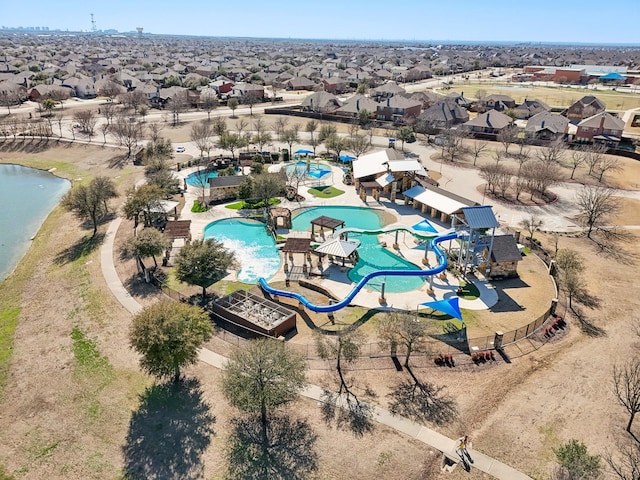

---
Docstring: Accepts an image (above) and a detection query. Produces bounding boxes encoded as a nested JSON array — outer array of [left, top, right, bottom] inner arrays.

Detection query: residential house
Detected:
[[575, 111, 625, 146], [334, 94, 378, 118], [210, 78, 234, 95], [62, 75, 97, 98], [231, 83, 265, 102], [28, 84, 66, 101], [476, 94, 516, 112], [371, 81, 405, 100], [300, 91, 342, 113], [402, 91, 444, 109], [524, 111, 569, 141], [512, 98, 550, 119], [565, 95, 606, 123], [322, 77, 349, 94], [375, 96, 422, 124], [416, 99, 470, 130], [286, 76, 315, 91], [462, 110, 513, 135]]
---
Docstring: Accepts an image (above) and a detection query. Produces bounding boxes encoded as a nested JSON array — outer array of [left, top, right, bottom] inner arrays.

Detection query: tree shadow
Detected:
[[570, 305, 607, 338], [574, 290, 601, 309], [54, 233, 105, 264], [593, 229, 637, 266], [387, 367, 458, 426], [122, 378, 215, 480], [225, 413, 318, 480], [320, 387, 374, 437], [123, 272, 164, 300]]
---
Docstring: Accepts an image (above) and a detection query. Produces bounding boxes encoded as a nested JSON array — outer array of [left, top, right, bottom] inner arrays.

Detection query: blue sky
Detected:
[[2, 0, 638, 44]]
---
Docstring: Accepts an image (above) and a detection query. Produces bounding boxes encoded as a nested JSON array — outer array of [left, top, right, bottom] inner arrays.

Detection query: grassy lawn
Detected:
[[443, 82, 640, 109], [308, 185, 345, 199], [225, 198, 281, 210]]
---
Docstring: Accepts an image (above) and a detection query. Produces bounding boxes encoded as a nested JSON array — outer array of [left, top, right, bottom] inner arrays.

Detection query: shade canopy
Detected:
[[339, 154, 356, 162], [600, 72, 626, 80], [314, 238, 360, 258], [412, 219, 438, 234], [420, 297, 463, 321], [307, 169, 331, 179], [294, 149, 314, 155]]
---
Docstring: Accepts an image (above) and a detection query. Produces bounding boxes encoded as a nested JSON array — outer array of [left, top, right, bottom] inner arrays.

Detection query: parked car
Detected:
[[176, 146, 185, 153]]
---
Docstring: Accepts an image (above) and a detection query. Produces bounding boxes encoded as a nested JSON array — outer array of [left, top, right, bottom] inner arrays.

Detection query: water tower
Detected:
[[136, 27, 143, 36]]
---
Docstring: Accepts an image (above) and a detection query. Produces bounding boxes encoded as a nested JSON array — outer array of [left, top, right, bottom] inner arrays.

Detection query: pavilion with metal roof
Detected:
[[451, 205, 500, 277]]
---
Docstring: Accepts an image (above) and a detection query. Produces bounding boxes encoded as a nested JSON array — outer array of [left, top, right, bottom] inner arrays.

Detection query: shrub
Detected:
[[191, 199, 208, 213]]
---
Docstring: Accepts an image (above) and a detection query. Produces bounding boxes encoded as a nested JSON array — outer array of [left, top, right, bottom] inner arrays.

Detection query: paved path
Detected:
[[100, 214, 531, 479]]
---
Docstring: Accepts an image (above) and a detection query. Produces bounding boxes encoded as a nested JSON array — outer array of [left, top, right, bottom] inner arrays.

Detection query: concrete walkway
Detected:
[[100, 214, 531, 479]]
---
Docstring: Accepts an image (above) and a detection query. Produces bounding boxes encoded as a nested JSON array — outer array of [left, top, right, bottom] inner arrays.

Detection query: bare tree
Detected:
[[347, 134, 371, 159], [190, 120, 214, 159], [443, 128, 465, 162], [520, 215, 543, 244], [73, 109, 98, 140], [613, 357, 640, 435], [274, 117, 289, 139], [100, 122, 110, 145], [147, 122, 165, 144], [0, 90, 19, 114], [101, 100, 117, 126], [575, 185, 620, 239], [235, 118, 249, 135], [112, 114, 144, 158], [280, 126, 300, 158], [536, 139, 566, 165], [243, 91, 261, 116], [200, 89, 218, 121], [524, 159, 563, 199], [100, 80, 123, 102], [495, 167, 512, 197], [567, 147, 587, 180], [605, 439, 640, 480], [119, 90, 147, 113], [479, 163, 507, 194], [212, 117, 227, 138], [471, 141, 488, 166], [585, 143, 607, 176], [595, 155, 621, 183], [497, 125, 518, 155], [377, 311, 429, 368], [168, 91, 188, 126]]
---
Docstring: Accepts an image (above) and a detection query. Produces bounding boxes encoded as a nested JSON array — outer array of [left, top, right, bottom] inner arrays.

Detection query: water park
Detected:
[[172, 149, 558, 357]]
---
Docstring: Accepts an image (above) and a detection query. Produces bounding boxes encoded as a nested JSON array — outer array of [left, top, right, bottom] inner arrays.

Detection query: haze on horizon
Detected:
[[3, 0, 639, 46]]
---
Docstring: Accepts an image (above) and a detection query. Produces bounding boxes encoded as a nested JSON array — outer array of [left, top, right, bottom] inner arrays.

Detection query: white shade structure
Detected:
[[314, 238, 360, 258]]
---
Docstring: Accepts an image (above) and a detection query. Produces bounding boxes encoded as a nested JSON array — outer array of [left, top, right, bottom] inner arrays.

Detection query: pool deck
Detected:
[[175, 162, 498, 312]]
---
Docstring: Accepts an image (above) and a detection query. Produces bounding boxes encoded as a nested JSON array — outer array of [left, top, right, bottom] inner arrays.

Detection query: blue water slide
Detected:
[[258, 231, 458, 313]]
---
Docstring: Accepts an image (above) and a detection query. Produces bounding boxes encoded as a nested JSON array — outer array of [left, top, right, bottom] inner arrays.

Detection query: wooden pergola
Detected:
[[282, 237, 312, 274], [163, 220, 192, 242], [310, 215, 345, 241]]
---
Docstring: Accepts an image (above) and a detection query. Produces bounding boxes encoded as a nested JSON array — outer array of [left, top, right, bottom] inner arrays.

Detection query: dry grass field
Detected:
[[442, 82, 640, 110]]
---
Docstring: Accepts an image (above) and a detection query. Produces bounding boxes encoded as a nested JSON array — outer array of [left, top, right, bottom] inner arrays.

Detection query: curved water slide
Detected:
[[258, 231, 458, 313], [325, 224, 438, 240]]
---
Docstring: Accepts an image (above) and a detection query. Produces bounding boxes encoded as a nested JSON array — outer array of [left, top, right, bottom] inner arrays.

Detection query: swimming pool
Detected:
[[285, 160, 331, 180], [185, 169, 219, 187], [292, 206, 424, 293], [203, 218, 281, 283]]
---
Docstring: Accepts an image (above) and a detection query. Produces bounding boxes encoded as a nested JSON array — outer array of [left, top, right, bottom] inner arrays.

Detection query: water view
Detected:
[[0, 164, 71, 282]]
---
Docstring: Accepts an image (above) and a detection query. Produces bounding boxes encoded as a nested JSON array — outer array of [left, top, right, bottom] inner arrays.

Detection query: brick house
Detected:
[[575, 111, 625, 146], [565, 95, 606, 123], [462, 110, 513, 135], [524, 111, 569, 141], [375, 96, 421, 124], [322, 77, 349, 94]]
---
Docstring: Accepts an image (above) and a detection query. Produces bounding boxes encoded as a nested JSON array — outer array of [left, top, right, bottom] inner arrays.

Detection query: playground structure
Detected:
[[259, 231, 458, 313]]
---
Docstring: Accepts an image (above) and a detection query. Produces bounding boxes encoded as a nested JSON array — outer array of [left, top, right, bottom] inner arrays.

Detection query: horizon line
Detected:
[[2, 28, 640, 48]]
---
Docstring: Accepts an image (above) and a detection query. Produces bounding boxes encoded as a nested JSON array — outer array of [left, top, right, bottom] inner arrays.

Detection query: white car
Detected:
[[176, 146, 185, 153]]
